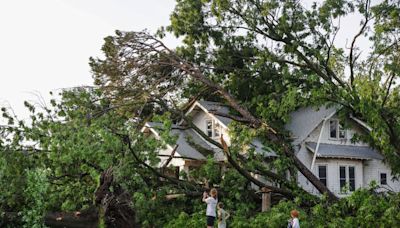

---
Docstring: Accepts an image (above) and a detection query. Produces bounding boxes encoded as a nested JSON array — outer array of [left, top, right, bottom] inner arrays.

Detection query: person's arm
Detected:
[[218, 210, 222, 222], [202, 191, 208, 202], [225, 211, 230, 220]]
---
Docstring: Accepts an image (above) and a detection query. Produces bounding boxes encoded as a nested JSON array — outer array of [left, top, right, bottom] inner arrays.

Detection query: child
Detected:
[[287, 209, 300, 228], [217, 202, 230, 228], [202, 188, 218, 228]]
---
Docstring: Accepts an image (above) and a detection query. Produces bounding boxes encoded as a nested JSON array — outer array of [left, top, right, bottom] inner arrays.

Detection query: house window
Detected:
[[330, 120, 338, 138], [318, 165, 327, 186], [206, 119, 222, 138], [339, 126, 346, 139], [339, 166, 356, 192], [349, 166, 355, 191], [380, 173, 387, 185], [339, 166, 346, 191], [206, 120, 213, 137], [214, 122, 220, 137], [330, 120, 346, 139]]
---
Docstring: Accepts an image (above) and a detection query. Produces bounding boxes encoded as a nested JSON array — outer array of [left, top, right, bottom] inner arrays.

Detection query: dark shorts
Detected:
[[207, 216, 216, 226]]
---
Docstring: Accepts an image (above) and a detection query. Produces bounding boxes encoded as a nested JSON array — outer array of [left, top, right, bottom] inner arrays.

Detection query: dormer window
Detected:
[[214, 122, 220, 137], [206, 120, 213, 137], [206, 119, 222, 139], [329, 119, 346, 139]]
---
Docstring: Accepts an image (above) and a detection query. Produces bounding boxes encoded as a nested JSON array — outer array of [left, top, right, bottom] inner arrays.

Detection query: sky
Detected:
[[0, 0, 177, 120], [0, 0, 373, 121]]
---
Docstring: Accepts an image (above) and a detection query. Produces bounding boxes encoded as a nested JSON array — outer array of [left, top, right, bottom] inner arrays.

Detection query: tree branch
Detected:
[[208, 110, 250, 124], [349, 0, 371, 87], [220, 135, 294, 198], [162, 145, 179, 168]]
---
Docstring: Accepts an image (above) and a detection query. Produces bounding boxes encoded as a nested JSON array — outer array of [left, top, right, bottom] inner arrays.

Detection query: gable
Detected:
[[196, 100, 232, 127], [185, 100, 232, 128], [185, 101, 276, 157], [285, 106, 337, 145], [142, 122, 222, 161], [304, 113, 372, 146]]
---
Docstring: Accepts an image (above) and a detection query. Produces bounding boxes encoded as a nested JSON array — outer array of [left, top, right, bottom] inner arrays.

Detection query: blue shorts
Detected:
[[207, 216, 216, 226]]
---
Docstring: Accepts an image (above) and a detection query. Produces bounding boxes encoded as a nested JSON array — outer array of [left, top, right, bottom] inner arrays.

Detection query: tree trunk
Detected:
[[95, 167, 137, 228], [44, 208, 99, 228]]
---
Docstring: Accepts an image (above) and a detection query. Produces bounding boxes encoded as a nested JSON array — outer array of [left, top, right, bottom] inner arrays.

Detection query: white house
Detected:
[[141, 100, 400, 196], [286, 106, 400, 195]]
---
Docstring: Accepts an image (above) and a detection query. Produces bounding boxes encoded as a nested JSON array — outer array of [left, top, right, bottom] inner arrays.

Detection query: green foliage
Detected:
[[229, 200, 306, 228], [0, 88, 137, 225], [165, 211, 204, 228], [166, 188, 400, 228], [0, 150, 29, 213], [21, 168, 49, 228], [189, 156, 221, 184]]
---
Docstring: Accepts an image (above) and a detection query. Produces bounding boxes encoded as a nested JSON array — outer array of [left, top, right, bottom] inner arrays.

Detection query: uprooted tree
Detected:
[[1, 0, 400, 227], [0, 88, 212, 227]]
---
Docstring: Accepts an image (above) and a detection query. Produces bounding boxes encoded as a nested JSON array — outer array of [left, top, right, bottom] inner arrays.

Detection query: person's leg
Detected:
[[207, 216, 215, 228]]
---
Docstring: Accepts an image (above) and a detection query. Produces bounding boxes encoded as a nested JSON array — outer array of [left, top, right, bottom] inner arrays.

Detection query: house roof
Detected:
[[285, 106, 337, 145], [250, 139, 276, 157], [145, 122, 220, 161], [305, 142, 384, 160], [196, 100, 233, 127]]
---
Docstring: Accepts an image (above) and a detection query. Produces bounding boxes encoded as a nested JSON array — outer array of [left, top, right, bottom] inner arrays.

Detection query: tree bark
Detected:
[[44, 209, 99, 228], [94, 167, 137, 228]]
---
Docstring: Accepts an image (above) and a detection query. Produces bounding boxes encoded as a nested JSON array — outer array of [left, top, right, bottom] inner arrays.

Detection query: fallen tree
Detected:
[[90, 31, 337, 201]]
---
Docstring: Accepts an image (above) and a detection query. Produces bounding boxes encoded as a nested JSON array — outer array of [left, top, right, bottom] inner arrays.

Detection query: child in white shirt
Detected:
[[202, 188, 218, 228]]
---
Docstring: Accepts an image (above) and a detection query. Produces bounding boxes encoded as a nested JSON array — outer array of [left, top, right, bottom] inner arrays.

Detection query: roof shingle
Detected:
[[306, 142, 383, 160]]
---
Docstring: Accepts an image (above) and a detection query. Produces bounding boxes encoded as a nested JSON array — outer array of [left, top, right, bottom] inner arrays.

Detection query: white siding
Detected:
[[192, 109, 231, 145], [307, 115, 368, 146], [156, 146, 185, 167], [192, 110, 209, 132], [296, 144, 315, 193], [298, 157, 363, 196], [363, 159, 400, 192]]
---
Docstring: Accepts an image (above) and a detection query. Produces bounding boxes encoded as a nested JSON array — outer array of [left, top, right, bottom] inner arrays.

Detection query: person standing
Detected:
[[217, 202, 230, 228], [202, 188, 218, 228]]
